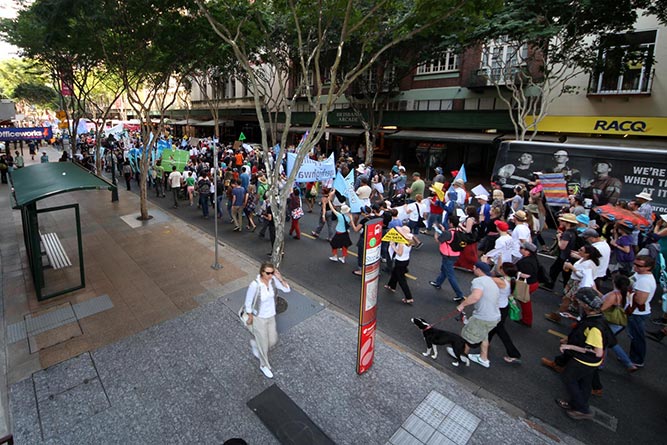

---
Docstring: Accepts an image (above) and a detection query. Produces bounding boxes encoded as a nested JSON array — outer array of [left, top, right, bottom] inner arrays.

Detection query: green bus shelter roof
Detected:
[[11, 162, 116, 208]]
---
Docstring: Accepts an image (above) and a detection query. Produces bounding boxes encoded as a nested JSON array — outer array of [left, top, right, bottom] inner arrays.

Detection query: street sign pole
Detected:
[[356, 218, 383, 375]]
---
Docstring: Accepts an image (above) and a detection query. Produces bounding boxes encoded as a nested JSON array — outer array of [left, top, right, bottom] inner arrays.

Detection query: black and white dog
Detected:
[[411, 317, 469, 367]]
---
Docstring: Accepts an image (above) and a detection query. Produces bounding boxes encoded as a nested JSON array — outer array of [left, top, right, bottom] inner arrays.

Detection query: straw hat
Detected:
[[635, 192, 653, 201], [396, 225, 414, 240], [514, 210, 527, 221], [526, 204, 539, 214], [340, 204, 351, 214], [558, 213, 578, 224]]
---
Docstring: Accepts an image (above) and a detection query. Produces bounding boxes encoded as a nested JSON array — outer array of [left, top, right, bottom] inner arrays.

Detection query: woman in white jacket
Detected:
[[244, 262, 291, 378]]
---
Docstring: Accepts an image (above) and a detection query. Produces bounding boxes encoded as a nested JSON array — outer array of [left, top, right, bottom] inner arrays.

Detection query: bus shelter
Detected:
[[10, 162, 116, 301]]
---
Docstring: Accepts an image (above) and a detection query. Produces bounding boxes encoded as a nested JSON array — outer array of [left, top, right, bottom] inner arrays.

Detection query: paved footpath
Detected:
[[0, 145, 583, 444]]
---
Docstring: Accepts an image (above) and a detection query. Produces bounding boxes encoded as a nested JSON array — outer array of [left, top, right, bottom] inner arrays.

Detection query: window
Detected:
[[417, 51, 459, 74], [225, 78, 236, 98], [211, 75, 225, 100], [589, 30, 656, 95], [414, 99, 453, 111], [479, 37, 527, 83]]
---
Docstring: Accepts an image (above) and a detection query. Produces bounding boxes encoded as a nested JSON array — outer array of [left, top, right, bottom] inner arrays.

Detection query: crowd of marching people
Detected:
[[91, 133, 667, 421]]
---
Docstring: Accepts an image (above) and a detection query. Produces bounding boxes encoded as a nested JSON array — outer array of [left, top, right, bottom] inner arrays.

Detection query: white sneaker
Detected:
[[250, 340, 260, 359], [446, 346, 470, 366], [260, 366, 274, 378], [338, 257, 346, 264], [468, 354, 490, 368], [329, 256, 339, 262]]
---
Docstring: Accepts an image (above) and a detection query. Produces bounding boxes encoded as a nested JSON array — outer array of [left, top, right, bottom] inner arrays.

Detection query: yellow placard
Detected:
[[524, 115, 667, 137], [381, 228, 411, 244], [56, 110, 66, 120], [429, 181, 445, 201], [58, 121, 69, 129]]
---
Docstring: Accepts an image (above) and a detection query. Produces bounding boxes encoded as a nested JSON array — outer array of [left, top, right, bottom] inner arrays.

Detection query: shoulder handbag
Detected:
[[291, 198, 304, 220], [238, 280, 261, 327], [603, 305, 628, 326], [513, 277, 531, 303], [508, 297, 521, 321]]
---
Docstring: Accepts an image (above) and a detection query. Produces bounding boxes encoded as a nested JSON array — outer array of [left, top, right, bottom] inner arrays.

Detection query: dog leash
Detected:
[[424, 308, 466, 331]]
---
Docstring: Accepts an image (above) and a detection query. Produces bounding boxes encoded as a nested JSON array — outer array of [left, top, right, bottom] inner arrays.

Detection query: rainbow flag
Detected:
[[540, 173, 568, 206]]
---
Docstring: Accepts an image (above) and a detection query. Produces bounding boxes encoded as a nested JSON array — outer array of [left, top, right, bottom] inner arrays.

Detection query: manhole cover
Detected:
[[276, 296, 288, 314]]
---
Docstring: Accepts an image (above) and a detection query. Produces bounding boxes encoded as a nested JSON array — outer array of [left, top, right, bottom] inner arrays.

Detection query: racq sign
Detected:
[[593, 120, 646, 132], [524, 115, 667, 137]]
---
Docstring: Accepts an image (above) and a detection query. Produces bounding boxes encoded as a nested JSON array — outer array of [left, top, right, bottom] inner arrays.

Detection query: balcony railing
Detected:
[[587, 69, 654, 95]]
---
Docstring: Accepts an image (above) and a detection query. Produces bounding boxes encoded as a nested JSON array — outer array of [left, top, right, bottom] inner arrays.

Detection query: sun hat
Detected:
[[356, 164, 366, 173], [453, 179, 464, 186], [475, 194, 488, 201], [514, 210, 527, 221], [340, 204, 351, 214], [526, 204, 539, 214], [494, 220, 509, 232], [576, 214, 590, 226], [396, 225, 414, 240], [635, 192, 653, 201], [575, 287, 602, 310], [661, 214, 667, 223], [558, 213, 578, 224]]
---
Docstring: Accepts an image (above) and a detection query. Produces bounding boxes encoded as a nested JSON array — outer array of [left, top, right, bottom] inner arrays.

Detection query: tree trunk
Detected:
[[364, 130, 376, 166], [139, 156, 149, 220], [270, 188, 286, 267]]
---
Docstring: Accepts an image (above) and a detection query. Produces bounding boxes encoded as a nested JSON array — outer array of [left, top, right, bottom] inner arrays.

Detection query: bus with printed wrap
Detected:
[[491, 140, 667, 215]]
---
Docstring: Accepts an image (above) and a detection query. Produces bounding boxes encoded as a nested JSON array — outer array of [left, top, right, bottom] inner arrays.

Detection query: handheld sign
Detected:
[[381, 228, 411, 244], [238, 132, 246, 141]]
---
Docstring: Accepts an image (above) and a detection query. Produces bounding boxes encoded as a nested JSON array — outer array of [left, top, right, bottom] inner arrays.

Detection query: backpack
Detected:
[[199, 180, 211, 194], [449, 229, 468, 252]]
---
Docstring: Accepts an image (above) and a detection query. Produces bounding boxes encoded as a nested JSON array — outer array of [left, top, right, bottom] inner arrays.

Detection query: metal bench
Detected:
[[40, 232, 72, 269]]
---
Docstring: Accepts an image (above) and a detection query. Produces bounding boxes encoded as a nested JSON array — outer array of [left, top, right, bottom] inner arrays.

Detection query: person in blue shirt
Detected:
[[239, 166, 250, 190], [327, 202, 353, 263]]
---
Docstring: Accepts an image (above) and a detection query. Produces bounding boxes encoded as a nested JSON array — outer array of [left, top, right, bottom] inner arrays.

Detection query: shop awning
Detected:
[[171, 119, 202, 125], [11, 162, 116, 208], [288, 126, 365, 136], [385, 130, 499, 143], [193, 119, 232, 127]]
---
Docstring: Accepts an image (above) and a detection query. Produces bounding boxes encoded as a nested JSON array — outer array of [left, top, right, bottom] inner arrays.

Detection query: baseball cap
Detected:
[[521, 242, 537, 253], [474, 261, 492, 276], [494, 220, 509, 232], [580, 228, 598, 238]]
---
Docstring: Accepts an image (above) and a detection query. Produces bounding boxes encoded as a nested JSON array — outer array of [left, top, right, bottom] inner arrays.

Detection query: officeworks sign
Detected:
[[0, 127, 52, 141], [524, 116, 667, 137]]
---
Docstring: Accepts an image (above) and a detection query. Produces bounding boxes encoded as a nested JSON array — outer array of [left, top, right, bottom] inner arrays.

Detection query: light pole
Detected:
[[211, 139, 222, 270]]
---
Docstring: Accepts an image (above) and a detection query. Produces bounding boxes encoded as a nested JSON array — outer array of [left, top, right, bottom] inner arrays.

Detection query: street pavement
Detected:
[[0, 144, 663, 443], [123, 153, 667, 444]]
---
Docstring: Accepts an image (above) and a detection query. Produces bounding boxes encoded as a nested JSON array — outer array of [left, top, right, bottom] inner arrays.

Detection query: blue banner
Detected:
[[333, 170, 362, 213], [0, 127, 52, 141], [286, 152, 336, 183]]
